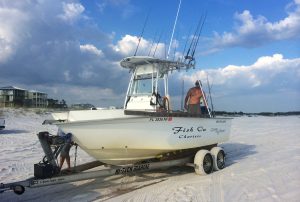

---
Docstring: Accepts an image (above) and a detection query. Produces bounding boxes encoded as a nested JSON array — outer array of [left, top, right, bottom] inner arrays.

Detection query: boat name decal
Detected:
[[172, 126, 206, 135], [149, 117, 172, 122], [179, 134, 202, 139], [115, 163, 150, 175]]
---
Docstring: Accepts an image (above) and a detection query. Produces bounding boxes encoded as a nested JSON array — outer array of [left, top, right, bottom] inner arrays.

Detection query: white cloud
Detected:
[[182, 54, 300, 94], [112, 34, 166, 57], [80, 44, 103, 56], [0, 7, 30, 63], [112, 34, 143, 55], [59, 2, 85, 24], [210, 0, 300, 49], [176, 54, 300, 112]]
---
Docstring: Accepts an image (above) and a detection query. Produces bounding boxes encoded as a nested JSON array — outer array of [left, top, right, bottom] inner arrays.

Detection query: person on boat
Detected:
[[184, 80, 203, 114], [58, 128, 72, 172]]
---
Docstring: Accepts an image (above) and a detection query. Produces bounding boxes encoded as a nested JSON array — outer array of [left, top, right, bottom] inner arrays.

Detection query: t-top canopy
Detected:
[[120, 56, 194, 74]]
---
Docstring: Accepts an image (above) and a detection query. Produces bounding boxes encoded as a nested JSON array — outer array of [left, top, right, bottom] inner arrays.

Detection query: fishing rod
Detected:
[[167, 0, 182, 59], [148, 30, 158, 56], [206, 74, 215, 117], [153, 30, 163, 57], [134, 11, 150, 56], [172, 31, 179, 61], [180, 26, 192, 62], [198, 80, 212, 117], [184, 15, 203, 61], [190, 12, 207, 60]]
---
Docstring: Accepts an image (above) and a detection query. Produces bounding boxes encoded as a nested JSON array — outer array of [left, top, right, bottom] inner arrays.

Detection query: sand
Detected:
[[0, 109, 299, 201]]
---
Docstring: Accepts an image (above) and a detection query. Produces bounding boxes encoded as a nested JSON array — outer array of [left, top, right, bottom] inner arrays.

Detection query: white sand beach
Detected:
[[0, 109, 299, 202]]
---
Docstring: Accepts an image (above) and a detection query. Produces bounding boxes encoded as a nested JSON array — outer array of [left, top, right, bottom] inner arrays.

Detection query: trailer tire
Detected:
[[13, 185, 25, 195], [194, 150, 213, 175], [210, 147, 225, 171]]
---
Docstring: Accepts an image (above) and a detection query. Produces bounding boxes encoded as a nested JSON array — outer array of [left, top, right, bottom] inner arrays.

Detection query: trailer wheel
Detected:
[[211, 147, 225, 171], [13, 185, 25, 195], [194, 150, 213, 175]]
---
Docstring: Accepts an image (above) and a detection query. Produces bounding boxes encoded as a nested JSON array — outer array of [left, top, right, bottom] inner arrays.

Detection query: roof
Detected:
[[28, 90, 47, 94], [120, 56, 193, 73], [0, 86, 46, 94], [0, 86, 26, 91]]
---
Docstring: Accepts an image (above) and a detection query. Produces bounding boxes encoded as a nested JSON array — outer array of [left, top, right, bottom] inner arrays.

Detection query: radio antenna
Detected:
[[167, 0, 182, 59]]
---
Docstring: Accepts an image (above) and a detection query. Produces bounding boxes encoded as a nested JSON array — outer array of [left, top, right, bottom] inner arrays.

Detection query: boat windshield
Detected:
[[130, 74, 154, 95]]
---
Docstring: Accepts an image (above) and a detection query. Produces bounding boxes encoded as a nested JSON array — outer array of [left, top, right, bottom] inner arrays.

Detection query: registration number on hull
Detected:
[[115, 163, 150, 175]]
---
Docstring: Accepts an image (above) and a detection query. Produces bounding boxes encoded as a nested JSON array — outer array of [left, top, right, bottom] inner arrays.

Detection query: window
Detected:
[[130, 74, 155, 95]]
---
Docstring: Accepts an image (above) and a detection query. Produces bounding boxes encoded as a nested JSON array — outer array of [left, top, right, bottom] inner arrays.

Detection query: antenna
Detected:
[[134, 11, 150, 56], [167, 0, 182, 59]]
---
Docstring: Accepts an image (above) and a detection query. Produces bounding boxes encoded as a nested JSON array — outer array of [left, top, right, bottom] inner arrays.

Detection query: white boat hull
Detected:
[[54, 110, 231, 165]]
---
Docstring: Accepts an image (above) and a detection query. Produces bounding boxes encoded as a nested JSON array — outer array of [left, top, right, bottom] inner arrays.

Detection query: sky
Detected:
[[0, 0, 299, 113]]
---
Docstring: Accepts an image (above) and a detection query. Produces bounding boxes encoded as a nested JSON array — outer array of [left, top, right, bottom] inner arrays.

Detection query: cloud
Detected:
[[0, 6, 30, 63], [80, 44, 103, 56], [181, 54, 300, 97], [209, 0, 300, 49], [172, 54, 300, 112], [58, 2, 85, 24], [112, 34, 166, 57], [0, 0, 127, 91]]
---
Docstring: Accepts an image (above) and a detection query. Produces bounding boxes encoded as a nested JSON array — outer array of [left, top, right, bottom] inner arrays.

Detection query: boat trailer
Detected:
[[0, 131, 196, 195]]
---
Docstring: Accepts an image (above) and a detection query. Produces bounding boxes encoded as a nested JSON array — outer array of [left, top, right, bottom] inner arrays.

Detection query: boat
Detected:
[[1, 58, 232, 194], [50, 56, 232, 165], [0, 2, 233, 195], [48, 0, 231, 167], [0, 4, 233, 195]]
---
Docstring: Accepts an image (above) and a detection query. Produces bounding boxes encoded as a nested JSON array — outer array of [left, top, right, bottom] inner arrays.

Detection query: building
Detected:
[[0, 86, 26, 107], [24, 90, 48, 108], [0, 86, 48, 108]]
